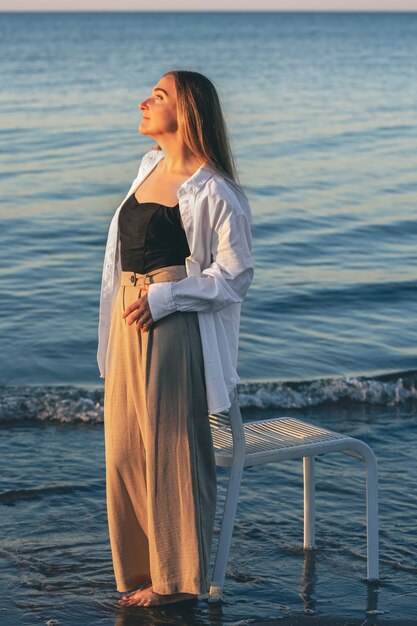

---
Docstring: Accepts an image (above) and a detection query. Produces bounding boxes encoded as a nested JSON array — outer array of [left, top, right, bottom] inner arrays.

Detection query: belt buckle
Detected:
[[130, 273, 154, 287]]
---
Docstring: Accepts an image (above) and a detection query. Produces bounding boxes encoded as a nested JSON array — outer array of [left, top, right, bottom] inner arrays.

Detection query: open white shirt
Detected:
[[97, 147, 254, 414]]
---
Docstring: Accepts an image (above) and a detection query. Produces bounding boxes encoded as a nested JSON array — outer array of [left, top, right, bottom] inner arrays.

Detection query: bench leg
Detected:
[[303, 455, 316, 549], [342, 442, 379, 581], [364, 448, 379, 580], [208, 462, 244, 603]]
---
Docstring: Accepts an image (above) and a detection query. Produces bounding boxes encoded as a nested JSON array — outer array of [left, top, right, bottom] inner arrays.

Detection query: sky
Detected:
[[1, 0, 417, 10]]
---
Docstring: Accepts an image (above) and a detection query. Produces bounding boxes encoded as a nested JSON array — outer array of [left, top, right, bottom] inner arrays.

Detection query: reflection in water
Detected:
[[299, 548, 381, 621], [108, 554, 380, 626], [300, 549, 317, 613], [111, 596, 224, 626], [365, 581, 381, 624]]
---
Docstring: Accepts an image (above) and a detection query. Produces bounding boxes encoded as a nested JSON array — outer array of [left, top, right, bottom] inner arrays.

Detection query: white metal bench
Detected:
[[208, 386, 379, 603]]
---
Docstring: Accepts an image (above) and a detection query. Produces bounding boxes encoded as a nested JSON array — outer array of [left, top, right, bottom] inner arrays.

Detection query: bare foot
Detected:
[[121, 583, 199, 607], [117, 580, 152, 604]]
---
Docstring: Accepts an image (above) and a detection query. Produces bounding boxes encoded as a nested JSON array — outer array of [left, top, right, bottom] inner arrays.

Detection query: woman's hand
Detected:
[[122, 288, 154, 333]]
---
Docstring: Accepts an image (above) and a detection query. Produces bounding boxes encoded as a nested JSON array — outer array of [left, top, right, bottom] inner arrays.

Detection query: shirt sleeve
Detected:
[[147, 210, 254, 322]]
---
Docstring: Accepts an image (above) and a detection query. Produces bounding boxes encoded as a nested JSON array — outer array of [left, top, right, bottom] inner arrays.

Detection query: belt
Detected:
[[120, 265, 187, 288]]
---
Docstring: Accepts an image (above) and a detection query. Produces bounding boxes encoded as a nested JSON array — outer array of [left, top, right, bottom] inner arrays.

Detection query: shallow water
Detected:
[[1, 394, 417, 624]]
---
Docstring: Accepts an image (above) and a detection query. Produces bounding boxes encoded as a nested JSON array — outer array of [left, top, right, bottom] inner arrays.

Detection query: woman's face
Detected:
[[138, 74, 178, 137]]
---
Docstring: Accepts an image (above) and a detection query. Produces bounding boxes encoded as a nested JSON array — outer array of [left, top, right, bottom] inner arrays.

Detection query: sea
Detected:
[[0, 10, 417, 626]]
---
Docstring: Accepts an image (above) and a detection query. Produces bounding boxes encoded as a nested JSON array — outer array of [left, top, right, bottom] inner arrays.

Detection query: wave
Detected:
[[0, 370, 416, 425], [237, 370, 417, 409]]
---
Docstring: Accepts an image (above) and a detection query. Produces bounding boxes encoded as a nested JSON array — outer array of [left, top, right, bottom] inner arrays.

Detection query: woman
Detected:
[[98, 69, 254, 608]]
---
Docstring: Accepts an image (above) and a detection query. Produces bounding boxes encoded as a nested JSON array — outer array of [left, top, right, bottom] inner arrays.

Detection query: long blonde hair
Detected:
[[151, 69, 246, 197]]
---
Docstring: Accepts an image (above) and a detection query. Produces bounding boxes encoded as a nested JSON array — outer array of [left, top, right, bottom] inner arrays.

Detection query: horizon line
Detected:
[[1, 9, 417, 13]]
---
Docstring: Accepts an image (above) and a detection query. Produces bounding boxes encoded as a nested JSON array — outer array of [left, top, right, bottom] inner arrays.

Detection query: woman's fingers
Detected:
[[134, 305, 154, 331], [137, 317, 154, 333], [122, 293, 154, 332], [122, 294, 147, 321]]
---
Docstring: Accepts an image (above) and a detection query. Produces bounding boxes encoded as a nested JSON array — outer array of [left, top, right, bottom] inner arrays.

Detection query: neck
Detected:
[[155, 137, 205, 175]]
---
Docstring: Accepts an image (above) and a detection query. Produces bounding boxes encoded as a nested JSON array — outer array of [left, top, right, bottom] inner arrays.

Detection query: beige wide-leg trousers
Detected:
[[103, 265, 217, 595]]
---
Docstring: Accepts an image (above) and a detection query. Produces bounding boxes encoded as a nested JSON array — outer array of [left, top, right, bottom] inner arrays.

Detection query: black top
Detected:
[[118, 192, 190, 274]]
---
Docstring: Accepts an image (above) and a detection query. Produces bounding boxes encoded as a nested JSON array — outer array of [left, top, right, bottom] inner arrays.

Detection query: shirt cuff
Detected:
[[147, 281, 177, 322]]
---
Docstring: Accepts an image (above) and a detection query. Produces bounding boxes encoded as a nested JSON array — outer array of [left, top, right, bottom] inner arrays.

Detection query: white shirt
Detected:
[[97, 147, 254, 414]]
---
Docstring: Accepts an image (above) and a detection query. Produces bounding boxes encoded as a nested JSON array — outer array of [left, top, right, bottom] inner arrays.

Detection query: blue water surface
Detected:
[[0, 11, 417, 626]]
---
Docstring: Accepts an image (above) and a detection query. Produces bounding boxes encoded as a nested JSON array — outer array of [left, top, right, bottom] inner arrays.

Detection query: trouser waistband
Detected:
[[120, 265, 187, 288]]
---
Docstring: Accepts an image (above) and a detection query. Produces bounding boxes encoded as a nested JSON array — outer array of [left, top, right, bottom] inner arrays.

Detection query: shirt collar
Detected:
[[145, 149, 213, 197]]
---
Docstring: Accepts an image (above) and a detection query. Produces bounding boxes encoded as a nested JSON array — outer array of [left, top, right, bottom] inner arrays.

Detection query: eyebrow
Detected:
[[153, 87, 169, 96]]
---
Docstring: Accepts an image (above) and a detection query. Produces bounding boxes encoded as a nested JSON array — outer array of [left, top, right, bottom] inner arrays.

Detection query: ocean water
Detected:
[[0, 10, 417, 626]]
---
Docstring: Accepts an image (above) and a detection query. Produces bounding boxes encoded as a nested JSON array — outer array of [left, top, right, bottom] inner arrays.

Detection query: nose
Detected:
[[139, 99, 150, 111]]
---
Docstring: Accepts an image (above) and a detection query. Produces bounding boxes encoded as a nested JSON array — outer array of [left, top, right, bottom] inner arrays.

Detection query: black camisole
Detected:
[[118, 192, 190, 274]]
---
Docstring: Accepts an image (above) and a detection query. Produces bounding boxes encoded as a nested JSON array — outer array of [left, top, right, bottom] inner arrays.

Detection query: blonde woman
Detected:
[[98, 69, 254, 608]]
